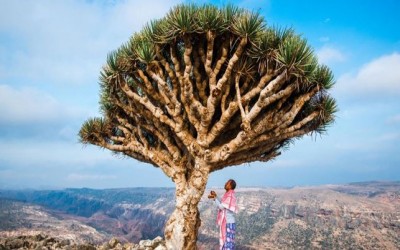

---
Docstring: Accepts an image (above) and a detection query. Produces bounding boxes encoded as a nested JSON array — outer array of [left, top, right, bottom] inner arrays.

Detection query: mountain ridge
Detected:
[[1, 181, 399, 249]]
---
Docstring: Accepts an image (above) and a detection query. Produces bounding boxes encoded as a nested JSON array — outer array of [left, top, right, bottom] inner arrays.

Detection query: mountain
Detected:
[[0, 181, 399, 249], [0, 198, 107, 244], [0, 188, 175, 243]]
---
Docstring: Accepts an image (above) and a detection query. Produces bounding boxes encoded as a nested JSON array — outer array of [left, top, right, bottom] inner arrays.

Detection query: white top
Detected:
[[214, 198, 235, 223]]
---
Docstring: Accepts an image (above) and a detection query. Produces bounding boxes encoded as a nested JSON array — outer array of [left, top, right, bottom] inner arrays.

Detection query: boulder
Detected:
[[109, 238, 120, 248], [5, 238, 24, 249]]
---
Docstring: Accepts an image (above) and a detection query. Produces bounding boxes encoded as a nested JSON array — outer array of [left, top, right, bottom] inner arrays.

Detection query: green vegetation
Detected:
[[0, 199, 31, 230], [236, 205, 276, 244], [277, 221, 314, 248]]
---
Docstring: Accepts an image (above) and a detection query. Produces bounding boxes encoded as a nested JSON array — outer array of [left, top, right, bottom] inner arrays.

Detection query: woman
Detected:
[[208, 179, 237, 250]]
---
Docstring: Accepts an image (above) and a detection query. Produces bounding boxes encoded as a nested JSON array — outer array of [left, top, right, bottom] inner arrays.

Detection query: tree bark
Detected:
[[164, 159, 210, 250]]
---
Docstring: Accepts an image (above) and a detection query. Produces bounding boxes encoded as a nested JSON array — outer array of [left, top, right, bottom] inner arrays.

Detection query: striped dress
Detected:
[[215, 190, 237, 250]]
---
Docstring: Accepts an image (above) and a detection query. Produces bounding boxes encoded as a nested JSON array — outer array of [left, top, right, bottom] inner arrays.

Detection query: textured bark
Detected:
[[164, 159, 209, 250]]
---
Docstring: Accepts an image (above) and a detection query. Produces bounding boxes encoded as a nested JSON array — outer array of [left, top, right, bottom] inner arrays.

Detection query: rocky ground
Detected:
[[0, 234, 166, 250]]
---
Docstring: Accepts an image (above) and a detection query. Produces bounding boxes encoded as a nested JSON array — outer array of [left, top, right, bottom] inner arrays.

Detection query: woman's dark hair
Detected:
[[229, 179, 236, 190]]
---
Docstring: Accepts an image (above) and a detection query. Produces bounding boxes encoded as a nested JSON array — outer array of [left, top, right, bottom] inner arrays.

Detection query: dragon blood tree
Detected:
[[79, 4, 337, 249]]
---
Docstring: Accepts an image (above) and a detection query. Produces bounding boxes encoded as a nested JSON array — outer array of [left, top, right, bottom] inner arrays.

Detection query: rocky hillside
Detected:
[[0, 234, 166, 250], [200, 182, 400, 249], [0, 188, 174, 243], [1, 181, 399, 249]]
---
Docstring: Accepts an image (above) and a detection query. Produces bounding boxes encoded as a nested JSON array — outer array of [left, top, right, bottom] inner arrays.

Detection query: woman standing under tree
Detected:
[[208, 179, 238, 250]]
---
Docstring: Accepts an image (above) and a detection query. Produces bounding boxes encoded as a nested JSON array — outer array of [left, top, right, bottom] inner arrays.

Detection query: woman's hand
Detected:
[[208, 190, 217, 199]]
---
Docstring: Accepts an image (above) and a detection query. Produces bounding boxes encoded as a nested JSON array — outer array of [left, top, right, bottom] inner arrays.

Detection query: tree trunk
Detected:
[[164, 160, 209, 250]]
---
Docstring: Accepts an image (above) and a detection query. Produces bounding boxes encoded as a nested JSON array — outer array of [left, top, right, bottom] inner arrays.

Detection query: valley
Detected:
[[1, 181, 399, 249]]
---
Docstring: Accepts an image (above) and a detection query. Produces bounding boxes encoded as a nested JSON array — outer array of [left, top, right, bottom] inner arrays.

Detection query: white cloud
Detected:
[[0, 0, 182, 86], [0, 84, 61, 124], [316, 46, 345, 64], [319, 36, 330, 42], [336, 52, 400, 98], [0, 84, 83, 124], [377, 132, 400, 142], [334, 140, 376, 152], [237, 0, 271, 10], [0, 139, 119, 168], [386, 115, 400, 125], [67, 173, 117, 181], [268, 159, 305, 169]]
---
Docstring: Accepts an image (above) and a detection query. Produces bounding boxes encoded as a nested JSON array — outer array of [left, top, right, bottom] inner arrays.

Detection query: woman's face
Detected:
[[224, 180, 232, 191]]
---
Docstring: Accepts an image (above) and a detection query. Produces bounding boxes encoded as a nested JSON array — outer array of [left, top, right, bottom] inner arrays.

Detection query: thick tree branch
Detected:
[[199, 37, 248, 140], [192, 47, 207, 106], [212, 37, 229, 79], [207, 85, 320, 163], [91, 131, 176, 179], [211, 147, 280, 172], [133, 70, 165, 106], [241, 111, 319, 151], [235, 75, 250, 131], [119, 77, 176, 128], [204, 31, 216, 80], [147, 67, 181, 117], [246, 70, 288, 122], [117, 75, 198, 155], [181, 36, 205, 132], [274, 86, 319, 131], [220, 82, 231, 113], [170, 43, 184, 89], [155, 45, 180, 96], [199, 70, 281, 147]]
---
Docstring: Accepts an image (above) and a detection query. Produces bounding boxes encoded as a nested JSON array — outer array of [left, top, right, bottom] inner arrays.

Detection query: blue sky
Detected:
[[0, 0, 399, 189]]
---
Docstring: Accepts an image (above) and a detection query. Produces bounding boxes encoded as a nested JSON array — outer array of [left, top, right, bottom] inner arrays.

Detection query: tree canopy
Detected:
[[79, 4, 336, 178]]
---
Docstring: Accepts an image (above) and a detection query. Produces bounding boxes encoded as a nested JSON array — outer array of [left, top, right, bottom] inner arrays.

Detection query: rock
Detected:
[[34, 246, 46, 250], [42, 237, 56, 246], [152, 236, 163, 245], [34, 234, 45, 242], [109, 238, 120, 248], [154, 245, 167, 250], [28, 242, 37, 249], [139, 239, 153, 247], [99, 242, 111, 250], [125, 243, 139, 250], [5, 238, 24, 249], [0, 234, 167, 250], [115, 243, 124, 250], [77, 244, 97, 250], [132, 237, 166, 250], [60, 239, 70, 246]]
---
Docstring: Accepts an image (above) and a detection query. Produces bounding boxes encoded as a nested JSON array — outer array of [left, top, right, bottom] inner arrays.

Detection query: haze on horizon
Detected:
[[0, 0, 399, 189]]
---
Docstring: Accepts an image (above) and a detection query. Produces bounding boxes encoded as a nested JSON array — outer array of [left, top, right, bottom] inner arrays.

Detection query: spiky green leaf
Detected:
[[231, 11, 265, 40], [276, 35, 315, 73], [166, 4, 198, 35], [142, 19, 170, 43], [196, 4, 224, 31], [79, 117, 109, 144], [131, 34, 156, 63], [221, 4, 242, 28], [313, 65, 335, 90]]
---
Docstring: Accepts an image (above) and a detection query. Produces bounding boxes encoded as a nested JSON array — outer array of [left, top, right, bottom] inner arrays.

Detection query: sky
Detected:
[[0, 0, 399, 189]]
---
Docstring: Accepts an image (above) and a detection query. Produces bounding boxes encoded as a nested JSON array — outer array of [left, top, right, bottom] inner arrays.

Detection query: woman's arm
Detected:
[[214, 198, 236, 213], [214, 197, 226, 210]]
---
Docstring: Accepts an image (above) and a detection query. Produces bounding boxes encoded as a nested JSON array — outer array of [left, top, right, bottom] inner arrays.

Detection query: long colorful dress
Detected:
[[215, 190, 237, 250]]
